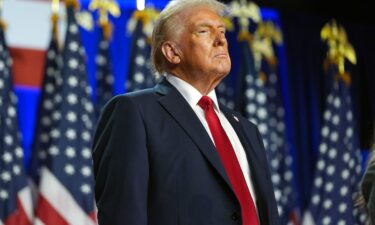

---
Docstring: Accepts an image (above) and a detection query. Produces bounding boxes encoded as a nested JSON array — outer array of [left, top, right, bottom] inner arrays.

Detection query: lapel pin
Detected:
[[233, 115, 239, 122]]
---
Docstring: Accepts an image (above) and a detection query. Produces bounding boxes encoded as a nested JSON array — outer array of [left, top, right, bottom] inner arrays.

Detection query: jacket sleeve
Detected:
[[361, 162, 375, 223], [92, 95, 149, 225]]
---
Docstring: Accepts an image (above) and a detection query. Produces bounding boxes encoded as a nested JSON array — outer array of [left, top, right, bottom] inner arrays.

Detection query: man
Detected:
[[92, 0, 280, 224]]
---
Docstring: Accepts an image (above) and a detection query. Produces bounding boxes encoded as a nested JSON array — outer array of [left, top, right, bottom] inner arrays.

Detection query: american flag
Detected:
[[216, 77, 235, 110], [29, 24, 62, 193], [304, 68, 367, 224], [237, 33, 299, 224], [0, 24, 33, 225], [95, 25, 114, 116], [33, 2, 97, 225], [126, 9, 159, 92]]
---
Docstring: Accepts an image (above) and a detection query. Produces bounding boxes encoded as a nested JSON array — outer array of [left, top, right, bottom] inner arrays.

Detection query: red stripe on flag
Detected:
[[4, 198, 31, 225], [89, 211, 97, 223], [9, 47, 45, 87], [35, 195, 69, 225]]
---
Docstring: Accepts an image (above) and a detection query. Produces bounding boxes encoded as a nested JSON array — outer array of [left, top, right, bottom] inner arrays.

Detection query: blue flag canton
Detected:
[[0, 29, 28, 221], [30, 36, 62, 185], [43, 5, 96, 213], [95, 29, 113, 116], [309, 79, 367, 224], [126, 20, 156, 92]]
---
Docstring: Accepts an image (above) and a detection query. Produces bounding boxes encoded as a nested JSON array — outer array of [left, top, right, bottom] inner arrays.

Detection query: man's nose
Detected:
[[214, 32, 226, 46]]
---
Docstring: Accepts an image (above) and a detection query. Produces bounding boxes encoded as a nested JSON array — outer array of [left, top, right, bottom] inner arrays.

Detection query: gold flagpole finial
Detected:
[[89, 0, 120, 39]]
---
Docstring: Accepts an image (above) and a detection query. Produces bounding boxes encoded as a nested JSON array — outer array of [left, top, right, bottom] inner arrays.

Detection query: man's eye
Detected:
[[198, 30, 208, 34]]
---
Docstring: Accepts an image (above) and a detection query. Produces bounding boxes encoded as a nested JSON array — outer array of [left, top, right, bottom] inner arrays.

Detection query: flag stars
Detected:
[[13, 165, 21, 175], [64, 164, 75, 175], [81, 166, 91, 177], [69, 24, 78, 34], [68, 58, 79, 69], [137, 38, 146, 48], [8, 106, 16, 117], [69, 41, 79, 52], [135, 55, 145, 66], [68, 76, 78, 87], [65, 147, 76, 158], [52, 111, 62, 121], [1, 171, 11, 182], [66, 111, 77, 122], [0, 189, 9, 200], [66, 129, 77, 140], [334, 97, 341, 108], [49, 145, 60, 156], [314, 177, 323, 187], [51, 129, 61, 138], [134, 72, 145, 83], [15, 147, 23, 158], [82, 131, 91, 142], [4, 135, 13, 145], [67, 93, 78, 105], [45, 83, 55, 93], [2, 152, 12, 163], [0, 79, 3, 89], [80, 184, 91, 194], [96, 55, 106, 65], [82, 148, 91, 159], [338, 203, 347, 213]]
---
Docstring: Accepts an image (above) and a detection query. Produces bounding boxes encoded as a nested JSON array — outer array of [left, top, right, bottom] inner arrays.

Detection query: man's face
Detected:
[[176, 7, 231, 81]]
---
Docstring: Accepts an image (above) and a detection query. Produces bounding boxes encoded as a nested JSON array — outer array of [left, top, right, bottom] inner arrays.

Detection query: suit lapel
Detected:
[[155, 79, 233, 192]]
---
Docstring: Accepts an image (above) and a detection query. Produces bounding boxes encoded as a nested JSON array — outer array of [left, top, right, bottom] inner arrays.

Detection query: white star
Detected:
[[13, 165, 21, 175], [81, 166, 91, 177], [52, 111, 62, 121], [68, 76, 78, 87], [96, 55, 106, 65], [135, 55, 145, 66], [325, 182, 334, 192], [0, 61, 5, 71], [51, 129, 61, 138], [334, 97, 341, 108], [69, 41, 79, 52], [85, 102, 94, 113], [82, 131, 91, 142], [245, 74, 254, 83], [67, 93, 78, 105], [322, 216, 331, 225], [0, 190, 9, 199], [65, 147, 76, 158], [66, 111, 77, 122], [49, 145, 60, 156], [136, 38, 146, 48], [65, 164, 75, 175], [68, 58, 78, 69], [38, 151, 47, 160], [2, 152, 12, 163], [43, 100, 53, 110], [4, 135, 13, 145], [45, 83, 54, 93], [15, 147, 23, 158], [341, 170, 349, 180], [69, 24, 78, 34], [246, 103, 256, 114], [66, 129, 77, 140], [314, 177, 322, 187], [42, 117, 52, 126], [256, 93, 266, 104], [339, 203, 347, 213], [0, 79, 3, 89], [134, 72, 145, 83], [82, 148, 91, 159], [324, 110, 331, 120], [47, 50, 56, 59], [8, 106, 16, 117], [80, 184, 91, 194], [312, 194, 320, 204], [1, 171, 11, 181]]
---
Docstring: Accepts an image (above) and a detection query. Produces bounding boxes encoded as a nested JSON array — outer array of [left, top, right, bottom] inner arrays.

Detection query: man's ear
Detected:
[[161, 41, 181, 64]]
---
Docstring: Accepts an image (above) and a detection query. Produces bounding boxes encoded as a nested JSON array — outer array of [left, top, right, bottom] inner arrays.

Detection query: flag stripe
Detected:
[[4, 198, 31, 225], [36, 195, 69, 225], [18, 186, 34, 222], [37, 167, 96, 225]]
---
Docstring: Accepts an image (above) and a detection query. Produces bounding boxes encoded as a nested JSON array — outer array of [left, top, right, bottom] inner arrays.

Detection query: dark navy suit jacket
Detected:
[[92, 78, 280, 225]]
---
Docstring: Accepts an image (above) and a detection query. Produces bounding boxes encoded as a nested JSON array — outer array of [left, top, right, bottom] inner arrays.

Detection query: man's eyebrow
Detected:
[[195, 22, 226, 28]]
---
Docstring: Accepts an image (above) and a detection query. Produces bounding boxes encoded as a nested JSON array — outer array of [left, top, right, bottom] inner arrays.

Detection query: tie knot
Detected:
[[198, 96, 213, 110]]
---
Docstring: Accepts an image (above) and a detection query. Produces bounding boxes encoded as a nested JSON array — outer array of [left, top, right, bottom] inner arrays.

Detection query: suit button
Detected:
[[231, 212, 240, 221]]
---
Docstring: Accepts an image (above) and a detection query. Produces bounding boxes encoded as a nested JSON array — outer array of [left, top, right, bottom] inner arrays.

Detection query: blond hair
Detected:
[[150, 0, 227, 74]]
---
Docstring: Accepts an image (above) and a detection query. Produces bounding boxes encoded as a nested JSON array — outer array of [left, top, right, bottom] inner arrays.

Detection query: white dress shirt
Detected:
[[166, 74, 258, 211]]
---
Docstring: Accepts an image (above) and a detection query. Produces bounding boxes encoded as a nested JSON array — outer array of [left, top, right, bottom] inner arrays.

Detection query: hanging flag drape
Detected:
[[0, 23, 34, 225], [34, 1, 97, 224]]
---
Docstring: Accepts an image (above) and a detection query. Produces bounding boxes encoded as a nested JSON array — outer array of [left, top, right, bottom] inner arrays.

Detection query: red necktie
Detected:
[[198, 96, 259, 225]]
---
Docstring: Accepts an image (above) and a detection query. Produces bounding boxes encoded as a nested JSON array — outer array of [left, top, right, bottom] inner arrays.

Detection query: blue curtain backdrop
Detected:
[[15, 0, 375, 214]]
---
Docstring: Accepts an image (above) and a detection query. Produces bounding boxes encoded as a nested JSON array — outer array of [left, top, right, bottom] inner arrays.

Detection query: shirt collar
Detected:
[[165, 74, 221, 112]]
